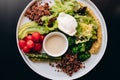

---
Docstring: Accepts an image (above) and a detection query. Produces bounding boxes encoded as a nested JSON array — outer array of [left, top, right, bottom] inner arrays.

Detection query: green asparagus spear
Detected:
[[26, 53, 61, 62]]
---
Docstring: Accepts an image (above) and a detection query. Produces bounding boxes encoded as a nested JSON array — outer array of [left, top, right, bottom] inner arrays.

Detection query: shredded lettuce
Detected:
[[50, 0, 80, 16], [76, 23, 93, 44], [74, 14, 98, 44], [74, 14, 97, 25]]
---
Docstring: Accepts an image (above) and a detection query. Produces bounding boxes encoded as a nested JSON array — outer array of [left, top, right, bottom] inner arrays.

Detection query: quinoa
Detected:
[[25, 1, 51, 25], [56, 53, 84, 76]]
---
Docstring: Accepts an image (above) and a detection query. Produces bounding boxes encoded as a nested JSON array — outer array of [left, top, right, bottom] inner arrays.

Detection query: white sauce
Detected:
[[45, 35, 66, 55]]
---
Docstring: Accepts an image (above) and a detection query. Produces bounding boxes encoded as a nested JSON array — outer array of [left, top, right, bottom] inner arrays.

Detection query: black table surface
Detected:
[[1, 0, 120, 80]]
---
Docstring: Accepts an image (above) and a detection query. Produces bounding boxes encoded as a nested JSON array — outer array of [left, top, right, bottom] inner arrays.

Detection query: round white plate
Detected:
[[16, 0, 107, 80]]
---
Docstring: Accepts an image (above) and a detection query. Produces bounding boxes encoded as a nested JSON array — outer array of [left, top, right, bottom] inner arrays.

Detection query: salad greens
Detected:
[[18, 0, 99, 62], [50, 0, 80, 16], [40, 0, 80, 33], [41, 15, 58, 31], [75, 15, 98, 44]]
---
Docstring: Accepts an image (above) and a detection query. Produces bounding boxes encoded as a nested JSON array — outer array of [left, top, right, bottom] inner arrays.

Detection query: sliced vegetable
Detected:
[[18, 21, 48, 39], [20, 26, 47, 39], [18, 21, 38, 37]]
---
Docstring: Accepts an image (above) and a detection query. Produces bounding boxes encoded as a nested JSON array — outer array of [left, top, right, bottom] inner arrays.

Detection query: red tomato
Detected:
[[40, 35, 45, 42], [19, 40, 26, 49], [23, 46, 30, 53], [34, 43, 42, 52], [24, 35, 33, 41], [32, 32, 41, 42], [26, 40, 35, 49]]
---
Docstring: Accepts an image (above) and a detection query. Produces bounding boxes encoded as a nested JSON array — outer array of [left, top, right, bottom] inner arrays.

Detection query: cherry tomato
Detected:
[[19, 40, 26, 49], [40, 35, 45, 42], [34, 43, 42, 52], [23, 46, 30, 53], [26, 40, 34, 49], [32, 32, 41, 42], [24, 35, 33, 41]]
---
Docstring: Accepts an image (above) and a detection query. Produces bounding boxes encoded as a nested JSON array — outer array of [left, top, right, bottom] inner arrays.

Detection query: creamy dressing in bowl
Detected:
[[43, 32, 68, 57]]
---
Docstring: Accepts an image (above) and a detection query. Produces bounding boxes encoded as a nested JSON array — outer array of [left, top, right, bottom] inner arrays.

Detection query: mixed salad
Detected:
[[18, 0, 100, 76]]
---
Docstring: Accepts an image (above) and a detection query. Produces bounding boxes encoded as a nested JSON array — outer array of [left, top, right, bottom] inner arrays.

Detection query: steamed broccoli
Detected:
[[68, 36, 76, 46], [78, 52, 91, 61], [71, 43, 86, 54], [85, 39, 95, 50]]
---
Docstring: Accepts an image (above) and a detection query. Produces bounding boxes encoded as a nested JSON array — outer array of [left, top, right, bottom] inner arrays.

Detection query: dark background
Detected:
[[1, 0, 120, 80]]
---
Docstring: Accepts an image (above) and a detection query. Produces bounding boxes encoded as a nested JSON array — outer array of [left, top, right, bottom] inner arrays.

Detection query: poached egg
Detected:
[[57, 12, 77, 36]]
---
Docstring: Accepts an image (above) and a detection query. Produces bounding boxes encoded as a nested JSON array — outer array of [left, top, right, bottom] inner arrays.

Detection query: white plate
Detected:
[[16, 0, 107, 79]]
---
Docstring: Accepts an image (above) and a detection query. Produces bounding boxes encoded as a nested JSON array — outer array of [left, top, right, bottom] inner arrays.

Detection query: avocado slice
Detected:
[[18, 21, 49, 39], [18, 21, 38, 38], [19, 27, 48, 39]]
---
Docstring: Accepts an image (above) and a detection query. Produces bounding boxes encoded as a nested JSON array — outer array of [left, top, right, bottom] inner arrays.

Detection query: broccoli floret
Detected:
[[71, 46, 80, 54], [85, 39, 95, 50], [68, 36, 76, 46], [71, 43, 86, 54], [78, 52, 91, 61]]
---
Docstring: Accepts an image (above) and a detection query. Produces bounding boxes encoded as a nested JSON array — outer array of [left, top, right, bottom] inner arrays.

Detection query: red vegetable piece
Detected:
[[19, 40, 26, 49], [24, 35, 33, 41], [34, 43, 42, 52], [40, 35, 45, 42], [23, 46, 30, 53], [32, 32, 41, 42], [26, 40, 35, 49]]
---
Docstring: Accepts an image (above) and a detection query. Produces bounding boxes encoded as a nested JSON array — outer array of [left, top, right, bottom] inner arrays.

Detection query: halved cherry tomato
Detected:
[[23, 46, 30, 53], [40, 35, 45, 42], [24, 35, 33, 41], [34, 43, 42, 52], [19, 40, 26, 49], [26, 40, 34, 49], [32, 32, 41, 42]]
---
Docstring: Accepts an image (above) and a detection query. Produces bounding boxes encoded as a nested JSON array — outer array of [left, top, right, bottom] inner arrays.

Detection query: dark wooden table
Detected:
[[1, 0, 120, 80]]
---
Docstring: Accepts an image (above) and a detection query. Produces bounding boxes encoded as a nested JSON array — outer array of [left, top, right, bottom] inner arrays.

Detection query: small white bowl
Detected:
[[43, 32, 68, 57]]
